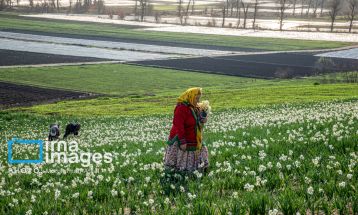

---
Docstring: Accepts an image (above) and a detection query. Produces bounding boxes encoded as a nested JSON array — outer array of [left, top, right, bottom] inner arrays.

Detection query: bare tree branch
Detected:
[[328, 0, 342, 32], [347, 0, 358, 32]]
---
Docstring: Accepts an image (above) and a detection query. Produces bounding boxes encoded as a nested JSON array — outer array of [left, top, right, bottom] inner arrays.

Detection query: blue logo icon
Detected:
[[7, 138, 44, 164]]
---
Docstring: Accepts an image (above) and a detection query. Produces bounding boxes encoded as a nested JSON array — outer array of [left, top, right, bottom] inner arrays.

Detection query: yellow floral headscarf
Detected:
[[177, 87, 203, 152], [177, 87, 202, 106]]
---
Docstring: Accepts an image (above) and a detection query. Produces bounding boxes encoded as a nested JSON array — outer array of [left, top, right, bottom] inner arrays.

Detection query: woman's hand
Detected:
[[199, 111, 209, 124], [201, 117, 208, 123], [179, 144, 187, 151]]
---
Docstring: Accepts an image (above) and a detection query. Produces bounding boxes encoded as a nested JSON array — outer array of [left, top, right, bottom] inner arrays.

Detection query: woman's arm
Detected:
[[173, 105, 187, 149]]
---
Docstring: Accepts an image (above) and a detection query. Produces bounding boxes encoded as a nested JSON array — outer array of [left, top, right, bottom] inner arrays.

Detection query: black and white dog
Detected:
[[63, 123, 81, 139], [48, 124, 60, 141]]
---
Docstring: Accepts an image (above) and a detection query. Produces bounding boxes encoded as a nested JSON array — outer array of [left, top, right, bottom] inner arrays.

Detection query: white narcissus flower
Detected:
[[258, 165, 266, 172], [54, 189, 60, 200], [187, 193, 197, 200], [111, 189, 118, 197], [276, 162, 282, 169], [72, 192, 80, 198], [312, 157, 321, 167], [31, 195, 36, 203], [232, 192, 238, 198], [338, 182, 346, 188], [269, 209, 279, 215], [148, 199, 154, 205], [87, 191, 93, 199], [164, 197, 170, 204], [197, 100, 212, 115], [307, 186, 314, 195], [305, 177, 311, 184], [244, 183, 254, 192], [347, 174, 353, 180]]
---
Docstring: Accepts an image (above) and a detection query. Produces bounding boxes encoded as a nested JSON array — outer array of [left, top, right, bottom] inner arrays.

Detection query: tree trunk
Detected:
[[134, 0, 138, 17], [348, 1, 356, 32], [329, 0, 341, 32], [313, 0, 319, 17], [186, 0, 191, 15], [237, 0, 241, 27], [252, 0, 258, 29], [320, 0, 325, 15], [185, 0, 191, 24], [349, 18, 354, 32], [231, 0, 234, 16], [222, 5, 226, 27], [236, 0, 240, 17], [278, 0, 287, 31], [301, 0, 304, 16], [141, 0, 145, 21], [0, 0, 5, 9], [178, 0, 183, 24], [241, 2, 249, 29], [306, 0, 312, 15]]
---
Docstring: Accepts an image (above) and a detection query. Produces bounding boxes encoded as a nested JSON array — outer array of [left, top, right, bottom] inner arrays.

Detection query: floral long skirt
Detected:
[[163, 141, 209, 172]]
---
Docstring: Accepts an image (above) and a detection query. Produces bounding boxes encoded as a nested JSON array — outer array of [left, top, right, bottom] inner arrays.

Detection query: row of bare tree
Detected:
[[0, 0, 105, 13], [133, 0, 156, 21], [0, 0, 356, 32], [174, 0, 357, 32]]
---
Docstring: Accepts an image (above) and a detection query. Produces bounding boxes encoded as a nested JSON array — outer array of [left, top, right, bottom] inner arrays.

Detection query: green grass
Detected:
[[0, 64, 268, 96], [0, 13, 354, 51], [1, 63, 357, 116], [0, 101, 357, 214], [20, 84, 358, 116]]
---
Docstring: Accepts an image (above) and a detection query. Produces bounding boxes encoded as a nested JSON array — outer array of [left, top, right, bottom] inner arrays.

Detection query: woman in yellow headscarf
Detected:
[[163, 87, 209, 172]]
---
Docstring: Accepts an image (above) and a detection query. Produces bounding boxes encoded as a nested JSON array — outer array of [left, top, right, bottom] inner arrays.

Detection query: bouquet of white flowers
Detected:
[[197, 100, 211, 120]]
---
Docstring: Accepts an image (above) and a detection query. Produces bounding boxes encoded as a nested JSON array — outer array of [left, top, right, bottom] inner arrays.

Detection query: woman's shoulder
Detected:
[[175, 102, 191, 113]]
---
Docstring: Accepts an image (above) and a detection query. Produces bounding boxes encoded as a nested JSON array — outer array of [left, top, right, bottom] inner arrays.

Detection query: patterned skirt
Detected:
[[163, 141, 209, 172]]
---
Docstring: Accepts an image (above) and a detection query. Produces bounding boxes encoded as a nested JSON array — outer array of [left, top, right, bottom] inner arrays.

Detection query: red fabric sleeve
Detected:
[[173, 105, 187, 145]]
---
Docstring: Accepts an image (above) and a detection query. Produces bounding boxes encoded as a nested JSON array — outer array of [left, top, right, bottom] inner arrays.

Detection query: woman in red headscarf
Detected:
[[163, 87, 209, 172]]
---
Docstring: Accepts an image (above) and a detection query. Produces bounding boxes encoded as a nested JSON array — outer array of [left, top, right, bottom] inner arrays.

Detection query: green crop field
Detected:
[[1, 64, 357, 116], [0, 13, 354, 51]]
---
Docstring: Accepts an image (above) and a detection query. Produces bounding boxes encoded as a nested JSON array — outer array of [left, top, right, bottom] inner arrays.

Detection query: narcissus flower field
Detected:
[[0, 100, 357, 214]]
